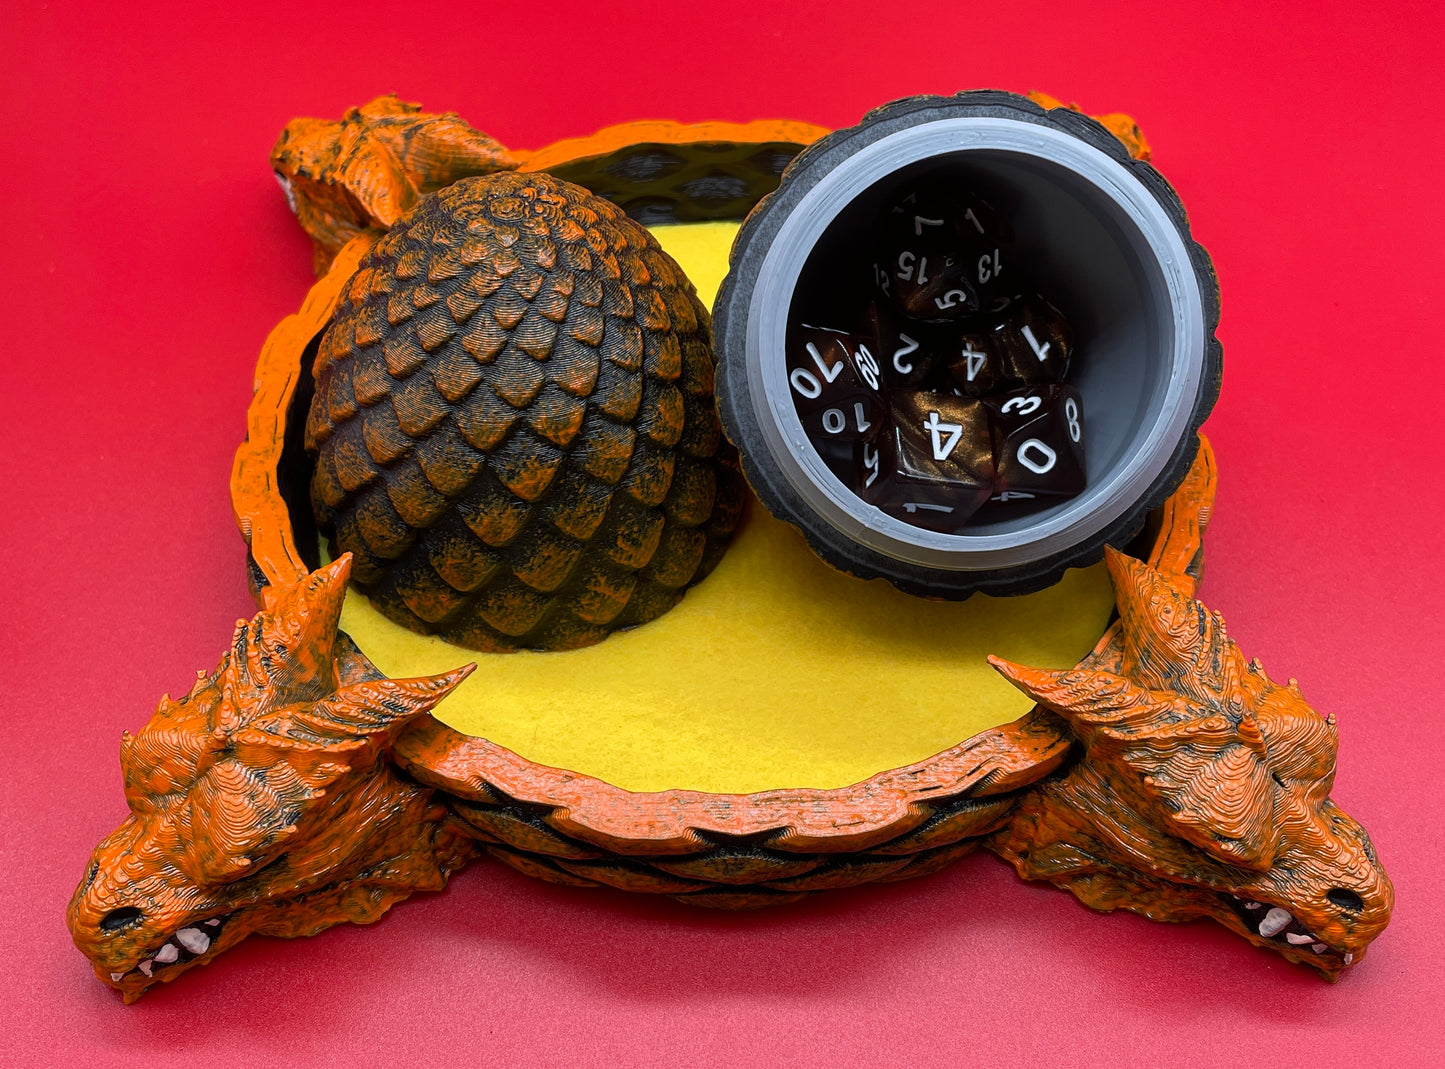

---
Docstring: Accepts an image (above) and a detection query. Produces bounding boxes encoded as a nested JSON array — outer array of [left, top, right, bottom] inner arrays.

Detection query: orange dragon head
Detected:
[[269, 94, 518, 273], [67, 557, 474, 1002], [989, 548, 1393, 978]]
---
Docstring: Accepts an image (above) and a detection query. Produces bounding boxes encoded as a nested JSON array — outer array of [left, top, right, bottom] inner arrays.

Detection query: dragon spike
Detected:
[[245, 556, 352, 699], [237, 663, 476, 761], [988, 655, 1178, 737], [1103, 547, 1236, 704]]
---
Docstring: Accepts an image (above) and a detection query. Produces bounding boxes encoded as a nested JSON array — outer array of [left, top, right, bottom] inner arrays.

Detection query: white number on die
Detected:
[[992, 491, 1037, 501], [1017, 438, 1057, 474], [892, 333, 919, 375], [924, 410, 964, 461], [853, 343, 881, 390], [934, 289, 969, 311], [1021, 324, 1051, 362], [1065, 396, 1081, 442], [822, 403, 873, 436], [1001, 395, 1042, 416], [806, 341, 843, 383], [896, 251, 930, 285], [977, 248, 1002, 284], [863, 443, 880, 488], [960, 344, 987, 382], [914, 215, 944, 235], [790, 368, 821, 399]]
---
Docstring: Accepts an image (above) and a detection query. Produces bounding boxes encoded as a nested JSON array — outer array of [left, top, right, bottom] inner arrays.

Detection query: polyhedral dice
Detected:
[[871, 183, 1012, 322], [786, 324, 888, 443], [992, 291, 1073, 387], [864, 303, 949, 389], [985, 385, 1087, 501], [860, 391, 995, 531], [947, 292, 1073, 397], [943, 323, 1010, 397]]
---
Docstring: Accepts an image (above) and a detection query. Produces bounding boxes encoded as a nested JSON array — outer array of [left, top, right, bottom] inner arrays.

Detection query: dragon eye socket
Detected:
[[99, 906, 143, 932]]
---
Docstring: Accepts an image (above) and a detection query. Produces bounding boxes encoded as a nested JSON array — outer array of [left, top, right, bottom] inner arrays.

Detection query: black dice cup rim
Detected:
[[714, 92, 1221, 598]]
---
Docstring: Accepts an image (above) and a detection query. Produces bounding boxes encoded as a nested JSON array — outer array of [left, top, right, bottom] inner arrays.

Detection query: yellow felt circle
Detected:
[[335, 221, 1115, 794]]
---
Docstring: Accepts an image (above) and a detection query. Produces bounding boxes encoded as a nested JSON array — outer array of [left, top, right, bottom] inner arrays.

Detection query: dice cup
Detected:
[[714, 91, 1222, 598]]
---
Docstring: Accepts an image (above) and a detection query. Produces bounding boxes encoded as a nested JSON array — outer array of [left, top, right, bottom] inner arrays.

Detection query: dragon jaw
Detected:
[[66, 556, 475, 1001], [987, 548, 1393, 978]]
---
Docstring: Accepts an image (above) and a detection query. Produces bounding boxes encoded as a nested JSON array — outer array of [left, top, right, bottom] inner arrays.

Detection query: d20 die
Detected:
[[985, 385, 1086, 501], [871, 183, 1012, 322], [860, 392, 996, 531], [786, 323, 887, 443]]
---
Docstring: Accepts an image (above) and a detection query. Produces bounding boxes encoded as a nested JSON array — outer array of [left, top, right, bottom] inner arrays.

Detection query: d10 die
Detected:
[[871, 183, 1012, 322], [786, 324, 888, 442], [985, 385, 1086, 501], [946, 292, 1073, 397], [860, 392, 996, 531]]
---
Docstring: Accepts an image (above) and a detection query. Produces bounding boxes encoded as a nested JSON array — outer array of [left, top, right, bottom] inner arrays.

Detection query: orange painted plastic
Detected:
[[271, 95, 518, 274], [1026, 91, 1153, 160], [515, 118, 833, 176], [68, 556, 477, 1002], [70, 452, 1393, 997], [988, 547, 1393, 980], [67, 99, 1394, 1001]]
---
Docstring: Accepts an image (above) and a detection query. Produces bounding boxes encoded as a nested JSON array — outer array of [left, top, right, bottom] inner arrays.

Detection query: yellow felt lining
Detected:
[[335, 221, 1115, 794]]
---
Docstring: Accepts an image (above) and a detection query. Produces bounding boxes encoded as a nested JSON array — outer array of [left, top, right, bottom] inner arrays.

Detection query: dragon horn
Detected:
[[988, 655, 1178, 737], [1102, 547, 1236, 703], [234, 663, 476, 767], [245, 556, 352, 696]]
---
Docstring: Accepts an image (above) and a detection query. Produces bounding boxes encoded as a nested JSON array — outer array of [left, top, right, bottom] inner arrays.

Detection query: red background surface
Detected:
[[4, 1, 1443, 1064]]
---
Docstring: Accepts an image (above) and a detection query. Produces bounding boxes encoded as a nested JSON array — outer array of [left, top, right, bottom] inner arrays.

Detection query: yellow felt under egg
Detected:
[[335, 221, 1115, 794]]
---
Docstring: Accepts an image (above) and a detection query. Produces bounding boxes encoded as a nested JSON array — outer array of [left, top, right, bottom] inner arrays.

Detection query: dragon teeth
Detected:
[[1258, 908, 1293, 937], [138, 960, 154, 977], [1285, 932, 1315, 945], [1344, 952, 1355, 965], [1312, 943, 1328, 954], [175, 928, 210, 955], [155, 943, 180, 964], [110, 972, 124, 982], [205, 919, 221, 927]]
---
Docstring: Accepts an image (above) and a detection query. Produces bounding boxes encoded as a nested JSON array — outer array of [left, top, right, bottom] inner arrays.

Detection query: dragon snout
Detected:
[[1223, 832, 1394, 976]]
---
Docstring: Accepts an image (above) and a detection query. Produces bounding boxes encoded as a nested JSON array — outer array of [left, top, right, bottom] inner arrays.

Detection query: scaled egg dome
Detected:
[[306, 172, 745, 651]]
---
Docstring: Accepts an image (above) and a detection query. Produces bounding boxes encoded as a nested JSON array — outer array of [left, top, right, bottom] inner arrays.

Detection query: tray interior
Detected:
[[330, 221, 1115, 794]]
